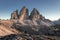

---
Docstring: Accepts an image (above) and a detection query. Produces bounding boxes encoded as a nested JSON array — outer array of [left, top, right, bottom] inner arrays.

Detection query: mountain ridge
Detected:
[[11, 6, 54, 26]]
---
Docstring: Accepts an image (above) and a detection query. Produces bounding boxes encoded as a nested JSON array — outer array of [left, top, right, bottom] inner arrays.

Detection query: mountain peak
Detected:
[[21, 6, 27, 10], [11, 10, 18, 19], [29, 8, 40, 20], [32, 8, 39, 15], [19, 6, 29, 21], [22, 6, 26, 8], [10, 6, 54, 26]]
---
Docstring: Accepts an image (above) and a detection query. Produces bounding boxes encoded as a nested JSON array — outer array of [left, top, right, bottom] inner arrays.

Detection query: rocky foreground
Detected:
[[0, 20, 60, 40]]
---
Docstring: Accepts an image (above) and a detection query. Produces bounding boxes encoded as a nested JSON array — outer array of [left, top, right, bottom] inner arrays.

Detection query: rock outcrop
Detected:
[[19, 6, 29, 21], [11, 7, 44, 22], [11, 10, 18, 20], [30, 8, 40, 21], [10, 6, 54, 26]]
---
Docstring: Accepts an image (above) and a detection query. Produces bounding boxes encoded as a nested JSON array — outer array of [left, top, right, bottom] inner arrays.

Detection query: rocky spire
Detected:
[[19, 6, 29, 21], [11, 10, 18, 19], [30, 8, 40, 21]]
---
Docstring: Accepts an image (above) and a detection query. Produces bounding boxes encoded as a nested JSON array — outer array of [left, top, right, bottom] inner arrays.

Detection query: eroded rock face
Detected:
[[30, 8, 40, 21], [19, 6, 29, 21], [29, 8, 41, 25], [11, 10, 18, 20], [10, 6, 54, 26]]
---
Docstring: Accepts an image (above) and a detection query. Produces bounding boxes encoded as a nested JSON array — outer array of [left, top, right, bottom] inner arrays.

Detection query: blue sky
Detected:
[[0, 0, 60, 21]]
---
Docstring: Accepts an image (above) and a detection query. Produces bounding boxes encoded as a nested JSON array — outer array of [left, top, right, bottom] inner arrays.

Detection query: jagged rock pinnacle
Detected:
[[10, 6, 54, 26], [19, 6, 29, 21], [30, 8, 40, 21], [11, 10, 18, 19]]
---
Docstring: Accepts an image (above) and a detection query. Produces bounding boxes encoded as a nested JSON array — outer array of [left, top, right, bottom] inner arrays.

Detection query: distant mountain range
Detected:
[[53, 19, 60, 25]]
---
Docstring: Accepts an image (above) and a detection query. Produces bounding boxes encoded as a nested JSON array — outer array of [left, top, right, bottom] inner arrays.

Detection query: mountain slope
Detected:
[[53, 19, 60, 25], [0, 20, 19, 36]]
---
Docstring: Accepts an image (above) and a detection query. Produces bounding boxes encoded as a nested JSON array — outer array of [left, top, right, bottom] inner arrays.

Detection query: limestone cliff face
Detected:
[[30, 8, 40, 21], [11, 10, 18, 19], [11, 7, 43, 21], [19, 6, 29, 21], [10, 6, 54, 26]]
